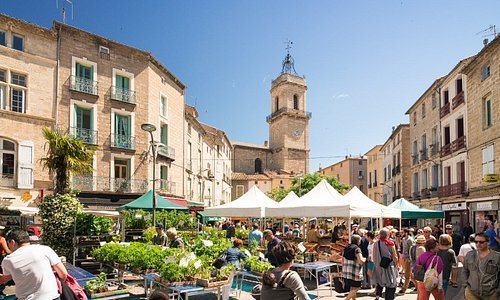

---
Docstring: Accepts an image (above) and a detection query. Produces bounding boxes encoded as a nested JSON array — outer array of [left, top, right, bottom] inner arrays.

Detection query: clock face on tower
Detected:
[[292, 129, 302, 138]]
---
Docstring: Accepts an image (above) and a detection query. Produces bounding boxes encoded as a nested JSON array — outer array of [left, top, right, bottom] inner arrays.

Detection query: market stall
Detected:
[[388, 198, 444, 219], [117, 189, 188, 211]]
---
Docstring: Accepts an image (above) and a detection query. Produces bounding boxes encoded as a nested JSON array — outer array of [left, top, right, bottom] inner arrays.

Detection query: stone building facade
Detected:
[[365, 145, 383, 203], [406, 78, 443, 208], [54, 21, 186, 209], [319, 156, 367, 193], [231, 53, 310, 199], [0, 14, 57, 207], [463, 37, 500, 230]]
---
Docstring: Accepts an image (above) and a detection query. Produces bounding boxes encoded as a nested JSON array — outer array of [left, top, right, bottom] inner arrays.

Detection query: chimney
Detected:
[[483, 38, 489, 47], [392, 126, 395, 132], [264, 140, 268, 147]]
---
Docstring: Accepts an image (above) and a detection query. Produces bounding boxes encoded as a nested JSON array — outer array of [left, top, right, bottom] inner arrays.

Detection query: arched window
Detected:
[[0, 139, 16, 186], [293, 94, 299, 110], [275, 97, 279, 112], [254, 158, 262, 174]]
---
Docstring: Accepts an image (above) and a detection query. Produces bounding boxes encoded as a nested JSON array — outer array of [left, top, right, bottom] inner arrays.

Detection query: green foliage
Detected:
[[39, 193, 82, 258], [84, 272, 107, 292], [244, 256, 273, 273], [39, 127, 96, 194], [76, 212, 114, 236], [142, 227, 157, 243], [267, 173, 350, 201], [235, 228, 249, 240], [159, 262, 188, 282]]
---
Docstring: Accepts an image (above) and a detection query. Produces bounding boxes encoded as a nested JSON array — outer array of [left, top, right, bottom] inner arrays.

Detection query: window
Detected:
[[10, 88, 25, 113], [236, 185, 245, 198], [99, 46, 110, 60], [293, 94, 299, 110], [358, 170, 363, 178], [358, 160, 363, 165], [443, 90, 449, 104], [187, 123, 192, 135], [482, 64, 490, 80], [0, 30, 5, 46], [413, 172, 419, 193], [73, 105, 95, 144], [11, 73, 26, 87], [374, 170, 378, 184], [113, 114, 132, 149], [114, 159, 129, 182], [275, 97, 279, 112], [255, 158, 262, 174], [160, 165, 168, 190], [432, 165, 439, 188], [484, 98, 492, 128], [413, 112, 417, 126], [0, 86, 5, 110], [482, 144, 494, 176], [421, 103, 426, 118], [359, 185, 363, 193], [0, 139, 15, 187], [160, 94, 168, 117], [456, 78, 463, 94], [161, 124, 168, 145], [12, 34, 24, 51], [422, 168, 428, 189], [388, 164, 392, 179]]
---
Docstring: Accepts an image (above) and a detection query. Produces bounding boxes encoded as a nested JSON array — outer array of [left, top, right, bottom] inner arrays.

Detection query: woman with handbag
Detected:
[[412, 239, 444, 300], [341, 234, 366, 300], [371, 228, 399, 300]]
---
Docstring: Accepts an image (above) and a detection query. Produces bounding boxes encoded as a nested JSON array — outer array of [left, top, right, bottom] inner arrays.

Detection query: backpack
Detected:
[[251, 270, 294, 300], [423, 255, 439, 292], [410, 245, 417, 264]]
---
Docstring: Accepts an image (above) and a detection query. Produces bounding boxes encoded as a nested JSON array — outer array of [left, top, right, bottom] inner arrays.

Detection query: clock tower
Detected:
[[267, 47, 310, 174]]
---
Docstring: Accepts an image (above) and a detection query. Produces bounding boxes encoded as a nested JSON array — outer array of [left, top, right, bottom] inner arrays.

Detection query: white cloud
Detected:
[[332, 93, 350, 100]]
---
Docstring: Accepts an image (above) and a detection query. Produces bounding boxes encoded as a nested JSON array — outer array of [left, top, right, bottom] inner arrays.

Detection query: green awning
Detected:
[[388, 198, 444, 219], [117, 189, 188, 211], [197, 211, 223, 222]]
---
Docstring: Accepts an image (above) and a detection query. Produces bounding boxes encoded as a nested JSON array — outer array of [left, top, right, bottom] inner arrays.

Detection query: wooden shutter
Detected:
[[17, 140, 34, 189], [161, 124, 168, 145]]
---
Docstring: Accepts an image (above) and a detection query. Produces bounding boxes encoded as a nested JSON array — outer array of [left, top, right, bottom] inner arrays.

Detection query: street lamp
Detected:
[[141, 123, 157, 225]]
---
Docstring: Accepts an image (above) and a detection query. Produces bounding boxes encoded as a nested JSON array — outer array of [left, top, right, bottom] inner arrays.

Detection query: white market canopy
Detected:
[[278, 191, 300, 206], [204, 185, 278, 218], [266, 179, 350, 218], [343, 186, 401, 219], [7, 206, 39, 216]]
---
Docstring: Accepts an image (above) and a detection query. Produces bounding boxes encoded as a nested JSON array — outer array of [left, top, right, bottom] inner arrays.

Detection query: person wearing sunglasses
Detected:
[[462, 233, 500, 300], [423, 226, 436, 241]]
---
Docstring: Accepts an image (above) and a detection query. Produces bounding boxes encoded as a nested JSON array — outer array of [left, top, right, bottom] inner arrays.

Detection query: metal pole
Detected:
[[150, 132, 157, 226]]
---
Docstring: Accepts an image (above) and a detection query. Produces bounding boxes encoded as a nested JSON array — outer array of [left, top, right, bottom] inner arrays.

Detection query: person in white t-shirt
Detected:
[[458, 234, 476, 264], [0, 229, 68, 300]]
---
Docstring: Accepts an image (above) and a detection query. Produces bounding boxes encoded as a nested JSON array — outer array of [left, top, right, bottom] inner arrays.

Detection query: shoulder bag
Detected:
[[378, 241, 393, 269]]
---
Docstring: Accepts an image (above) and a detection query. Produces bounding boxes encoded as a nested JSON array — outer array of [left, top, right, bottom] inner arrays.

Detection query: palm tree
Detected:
[[40, 127, 96, 194]]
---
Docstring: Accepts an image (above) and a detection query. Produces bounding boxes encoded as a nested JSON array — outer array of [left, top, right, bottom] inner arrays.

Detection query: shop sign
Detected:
[[21, 192, 32, 202], [442, 202, 466, 211], [483, 174, 499, 182], [476, 202, 493, 211]]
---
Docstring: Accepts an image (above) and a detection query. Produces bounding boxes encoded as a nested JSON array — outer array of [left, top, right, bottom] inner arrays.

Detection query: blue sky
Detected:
[[2, 1, 499, 171]]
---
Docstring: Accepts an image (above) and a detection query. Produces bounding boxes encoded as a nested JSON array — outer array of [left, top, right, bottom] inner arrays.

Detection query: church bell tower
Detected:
[[267, 43, 310, 174]]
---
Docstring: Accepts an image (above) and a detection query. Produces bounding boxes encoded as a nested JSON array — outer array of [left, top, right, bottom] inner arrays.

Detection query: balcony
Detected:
[[441, 143, 452, 157], [111, 133, 135, 150], [440, 102, 450, 119], [111, 86, 136, 104], [420, 149, 428, 161], [451, 135, 466, 152], [430, 143, 440, 157], [451, 91, 464, 109], [0, 175, 15, 187], [420, 188, 431, 198], [158, 179, 177, 195], [412, 191, 421, 200], [71, 127, 98, 145], [157, 144, 175, 160], [71, 175, 147, 193], [266, 107, 312, 122], [69, 75, 98, 96], [438, 181, 467, 197], [412, 154, 419, 165]]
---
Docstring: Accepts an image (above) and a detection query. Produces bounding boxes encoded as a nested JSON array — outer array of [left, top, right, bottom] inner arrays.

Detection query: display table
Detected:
[[234, 270, 261, 297], [64, 262, 96, 287], [292, 261, 339, 298]]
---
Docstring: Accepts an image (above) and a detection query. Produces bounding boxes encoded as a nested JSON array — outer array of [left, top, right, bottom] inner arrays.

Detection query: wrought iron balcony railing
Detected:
[[158, 179, 177, 194], [157, 144, 175, 160], [412, 154, 419, 165], [266, 107, 312, 122], [420, 149, 428, 161], [71, 127, 98, 145], [430, 143, 440, 157], [438, 181, 467, 198], [111, 133, 135, 150], [441, 143, 452, 157], [420, 188, 431, 198], [71, 175, 147, 193], [451, 135, 466, 152], [440, 102, 450, 119], [69, 75, 98, 95], [111, 86, 136, 104]]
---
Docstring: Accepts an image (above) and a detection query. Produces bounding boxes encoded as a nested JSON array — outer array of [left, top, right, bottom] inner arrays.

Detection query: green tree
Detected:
[[40, 127, 96, 194], [267, 173, 350, 201]]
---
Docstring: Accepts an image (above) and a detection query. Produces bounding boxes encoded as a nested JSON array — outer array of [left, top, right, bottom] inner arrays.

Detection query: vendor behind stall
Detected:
[[263, 230, 281, 267], [152, 223, 168, 246], [306, 224, 322, 243], [166, 227, 184, 250]]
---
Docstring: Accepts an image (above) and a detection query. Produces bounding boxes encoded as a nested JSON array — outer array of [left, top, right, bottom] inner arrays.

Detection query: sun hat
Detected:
[[415, 235, 426, 244]]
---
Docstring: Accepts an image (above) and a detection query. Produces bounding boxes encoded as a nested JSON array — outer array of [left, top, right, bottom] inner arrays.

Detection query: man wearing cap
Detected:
[[445, 224, 462, 256], [263, 229, 280, 267], [152, 223, 168, 246]]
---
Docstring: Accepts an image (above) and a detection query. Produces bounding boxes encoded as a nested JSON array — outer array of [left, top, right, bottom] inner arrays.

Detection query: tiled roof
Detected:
[[232, 172, 269, 181]]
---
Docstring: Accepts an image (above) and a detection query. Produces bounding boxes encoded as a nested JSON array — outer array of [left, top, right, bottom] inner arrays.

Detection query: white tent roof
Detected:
[[278, 191, 300, 206], [343, 186, 401, 219], [204, 185, 278, 217], [7, 206, 39, 216], [266, 179, 350, 217], [83, 209, 121, 218]]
